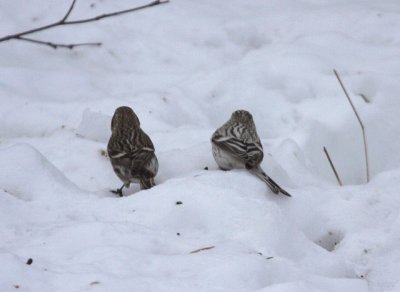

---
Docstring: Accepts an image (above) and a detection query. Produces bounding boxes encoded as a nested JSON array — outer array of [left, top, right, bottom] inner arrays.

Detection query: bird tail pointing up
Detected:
[[249, 166, 291, 197]]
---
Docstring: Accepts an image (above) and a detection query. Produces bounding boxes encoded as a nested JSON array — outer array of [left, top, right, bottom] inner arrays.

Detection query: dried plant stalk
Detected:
[[323, 146, 343, 186], [334, 69, 370, 183]]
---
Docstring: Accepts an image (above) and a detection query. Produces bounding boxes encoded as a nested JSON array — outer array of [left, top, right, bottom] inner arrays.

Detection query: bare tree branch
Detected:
[[0, 0, 169, 49], [323, 146, 343, 186], [17, 36, 101, 50], [334, 69, 370, 183], [0, 23, 60, 42], [65, 0, 167, 25]]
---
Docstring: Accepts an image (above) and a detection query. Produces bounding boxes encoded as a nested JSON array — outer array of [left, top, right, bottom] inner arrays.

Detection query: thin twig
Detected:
[[61, 0, 77, 22], [334, 69, 370, 183], [323, 146, 343, 186], [65, 0, 168, 25], [18, 36, 101, 49], [0, 23, 59, 42], [0, 0, 169, 48], [189, 246, 215, 254]]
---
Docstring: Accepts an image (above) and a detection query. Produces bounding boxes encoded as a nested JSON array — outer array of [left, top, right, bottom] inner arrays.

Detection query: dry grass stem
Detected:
[[334, 69, 370, 183], [323, 146, 343, 186]]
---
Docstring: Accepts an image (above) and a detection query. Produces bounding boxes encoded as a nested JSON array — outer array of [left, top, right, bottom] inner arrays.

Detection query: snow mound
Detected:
[[0, 103, 68, 138], [257, 277, 368, 292], [76, 108, 111, 143], [0, 143, 83, 201]]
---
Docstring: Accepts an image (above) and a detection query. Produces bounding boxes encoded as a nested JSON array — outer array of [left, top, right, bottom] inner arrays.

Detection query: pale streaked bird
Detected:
[[107, 106, 158, 196], [211, 110, 291, 197]]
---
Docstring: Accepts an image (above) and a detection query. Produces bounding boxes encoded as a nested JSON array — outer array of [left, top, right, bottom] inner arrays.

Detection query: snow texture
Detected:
[[1, 0, 400, 291]]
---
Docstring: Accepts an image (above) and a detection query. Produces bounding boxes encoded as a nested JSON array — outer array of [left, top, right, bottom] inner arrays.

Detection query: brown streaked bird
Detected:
[[211, 110, 291, 197], [107, 106, 158, 196]]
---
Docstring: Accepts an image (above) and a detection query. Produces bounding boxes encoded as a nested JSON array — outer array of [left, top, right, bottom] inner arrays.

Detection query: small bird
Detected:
[[107, 106, 158, 196], [211, 110, 291, 197]]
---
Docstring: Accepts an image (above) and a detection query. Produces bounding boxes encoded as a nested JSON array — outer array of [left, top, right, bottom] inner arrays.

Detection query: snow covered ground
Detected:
[[1, 0, 400, 291]]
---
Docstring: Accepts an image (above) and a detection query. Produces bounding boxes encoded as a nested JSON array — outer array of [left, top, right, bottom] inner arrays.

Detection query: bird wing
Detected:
[[108, 130, 155, 168], [212, 132, 264, 167]]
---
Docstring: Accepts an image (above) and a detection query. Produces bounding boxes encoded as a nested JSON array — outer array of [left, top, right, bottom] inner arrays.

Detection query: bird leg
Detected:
[[111, 184, 125, 197]]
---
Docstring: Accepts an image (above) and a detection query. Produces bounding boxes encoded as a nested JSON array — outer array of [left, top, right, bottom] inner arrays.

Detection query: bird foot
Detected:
[[111, 189, 123, 197]]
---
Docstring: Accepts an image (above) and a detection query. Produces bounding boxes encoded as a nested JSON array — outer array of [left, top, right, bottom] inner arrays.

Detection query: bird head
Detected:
[[230, 110, 254, 125], [111, 106, 140, 132]]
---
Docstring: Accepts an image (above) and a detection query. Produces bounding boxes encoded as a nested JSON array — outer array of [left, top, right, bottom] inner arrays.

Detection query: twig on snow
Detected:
[[333, 69, 370, 183], [189, 246, 215, 254]]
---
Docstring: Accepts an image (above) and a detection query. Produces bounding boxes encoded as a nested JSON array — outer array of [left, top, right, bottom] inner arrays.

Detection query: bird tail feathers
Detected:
[[250, 166, 291, 197]]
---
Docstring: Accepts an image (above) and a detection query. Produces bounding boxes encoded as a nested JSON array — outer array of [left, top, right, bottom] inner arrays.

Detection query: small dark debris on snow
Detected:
[[204, 166, 208, 170], [177, 233, 181, 236], [358, 93, 371, 103], [176, 201, 183, 205], [256, 252, 273, 260], [26, 258, 33, 265], [99, 149, 108, 157], [14, 285, 19, 289], [90, 281, 101, 285]]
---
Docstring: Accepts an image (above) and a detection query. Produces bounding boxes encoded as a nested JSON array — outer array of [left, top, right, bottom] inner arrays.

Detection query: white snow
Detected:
[[1, 0, 400, 291]]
